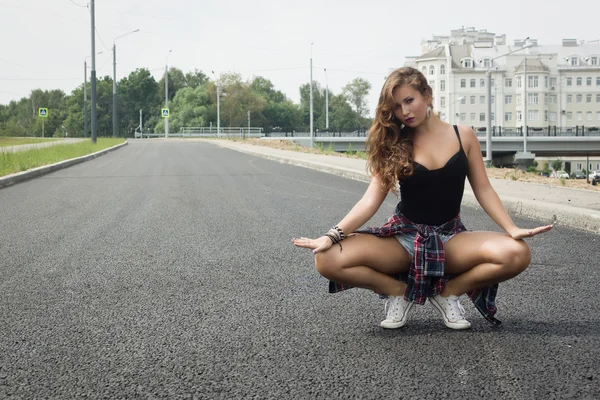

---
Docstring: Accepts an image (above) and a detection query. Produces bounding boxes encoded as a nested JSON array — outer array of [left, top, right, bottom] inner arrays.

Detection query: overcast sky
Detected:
[[0, 0, 597, 117]]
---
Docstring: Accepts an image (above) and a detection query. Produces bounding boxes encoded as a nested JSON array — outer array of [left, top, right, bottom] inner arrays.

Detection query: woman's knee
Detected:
[[504, 239, 531, 276], [314, 250, 340, 279]]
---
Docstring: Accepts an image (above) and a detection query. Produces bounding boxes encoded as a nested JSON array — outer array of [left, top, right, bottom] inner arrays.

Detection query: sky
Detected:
[[0, 0, 598, 118]]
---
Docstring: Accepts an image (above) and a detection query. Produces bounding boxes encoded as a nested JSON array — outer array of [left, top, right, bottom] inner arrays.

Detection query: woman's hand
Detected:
[[508, 224, 553, 240], [292, 236, 333, 254]]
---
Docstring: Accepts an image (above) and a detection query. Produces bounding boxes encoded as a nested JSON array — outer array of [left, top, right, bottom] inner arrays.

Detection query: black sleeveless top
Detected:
[[398, 125, 468, 226]]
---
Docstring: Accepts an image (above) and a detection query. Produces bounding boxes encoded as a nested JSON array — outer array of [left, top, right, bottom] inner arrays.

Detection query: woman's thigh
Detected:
[[315, 233, 412, 276], [443, 231, 531, 275]]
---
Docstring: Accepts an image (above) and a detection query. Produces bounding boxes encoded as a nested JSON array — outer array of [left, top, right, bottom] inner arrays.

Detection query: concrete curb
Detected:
[[217, 142, 600, 235], [0, 141, 128, 189]]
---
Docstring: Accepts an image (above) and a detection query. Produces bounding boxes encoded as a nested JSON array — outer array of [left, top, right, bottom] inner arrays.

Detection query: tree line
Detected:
[[0, 68, 373, 138]]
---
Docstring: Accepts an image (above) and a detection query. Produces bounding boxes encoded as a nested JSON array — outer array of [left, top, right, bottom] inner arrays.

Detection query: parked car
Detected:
[[552, 170, 569, 179], [593, 175, 600, 186], [540, 171, 550, 177], [571, 171, 586, 179], [589, 171, 599, 179]]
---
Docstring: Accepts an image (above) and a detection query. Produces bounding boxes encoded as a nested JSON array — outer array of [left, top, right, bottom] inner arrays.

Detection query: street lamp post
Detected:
[[324, 68, 329, 131], [309, 42, 314, 148], [211, 71, 220, 137], [165, 49, 172, 138], [484, 40, 531, 166], [84, 52, 102, 138], [90, 0, 97, 143], [112, 29, 140, 138]]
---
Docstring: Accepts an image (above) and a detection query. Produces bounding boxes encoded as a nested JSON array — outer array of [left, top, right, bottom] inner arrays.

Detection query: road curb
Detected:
[[218, 142, 600, 235], [0, 141, 128, 189]]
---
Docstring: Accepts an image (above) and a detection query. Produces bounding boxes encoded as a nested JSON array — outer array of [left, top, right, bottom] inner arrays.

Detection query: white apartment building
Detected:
[[404, 28, 600, 133]]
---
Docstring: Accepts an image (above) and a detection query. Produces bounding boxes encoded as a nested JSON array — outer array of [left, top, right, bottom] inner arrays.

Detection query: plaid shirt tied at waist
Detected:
[[328, 205, 501, 325]]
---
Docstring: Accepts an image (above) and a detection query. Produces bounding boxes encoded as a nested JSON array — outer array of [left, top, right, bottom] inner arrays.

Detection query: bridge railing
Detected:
[[473, 125, 600, 137]]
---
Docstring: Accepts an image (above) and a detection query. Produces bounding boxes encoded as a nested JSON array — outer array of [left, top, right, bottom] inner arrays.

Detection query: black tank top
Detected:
[[398, 125, 468, 226]]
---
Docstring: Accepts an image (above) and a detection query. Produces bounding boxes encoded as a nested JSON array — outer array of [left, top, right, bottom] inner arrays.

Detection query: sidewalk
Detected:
[[213, 139, 600, 234]]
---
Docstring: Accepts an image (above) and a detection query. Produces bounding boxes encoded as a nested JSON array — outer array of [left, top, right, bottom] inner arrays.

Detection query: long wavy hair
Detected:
[[367, 67, 433, 193]]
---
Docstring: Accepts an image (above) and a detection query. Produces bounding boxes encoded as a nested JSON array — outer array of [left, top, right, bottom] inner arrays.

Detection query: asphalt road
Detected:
[[0, 139, 598, 399]]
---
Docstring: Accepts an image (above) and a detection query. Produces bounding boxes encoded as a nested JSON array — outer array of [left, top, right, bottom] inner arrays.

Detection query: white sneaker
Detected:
[[380, 296, 413, 329], [429, 294, 472, 330]]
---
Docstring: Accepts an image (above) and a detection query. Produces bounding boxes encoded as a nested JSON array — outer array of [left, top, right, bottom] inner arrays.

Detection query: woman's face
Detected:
[[391, 84, 431, 127]]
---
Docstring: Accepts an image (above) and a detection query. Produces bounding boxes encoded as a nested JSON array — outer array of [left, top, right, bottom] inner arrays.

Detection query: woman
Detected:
[[292, 67, 552, 330]]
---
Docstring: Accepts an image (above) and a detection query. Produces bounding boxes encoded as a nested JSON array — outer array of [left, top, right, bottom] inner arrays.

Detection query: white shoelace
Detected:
[[385, 297, 404, 319], [448, 297, 466, 320]]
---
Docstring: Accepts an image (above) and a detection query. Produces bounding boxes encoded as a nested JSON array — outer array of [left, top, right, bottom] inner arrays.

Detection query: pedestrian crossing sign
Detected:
[[39, 108, 48, 118], [162, 108, 170, 118]]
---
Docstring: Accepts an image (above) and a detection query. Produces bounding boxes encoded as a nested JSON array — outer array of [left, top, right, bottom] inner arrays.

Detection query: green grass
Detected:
[[0, 138, 125, 177], [0, 137, 59, 147]]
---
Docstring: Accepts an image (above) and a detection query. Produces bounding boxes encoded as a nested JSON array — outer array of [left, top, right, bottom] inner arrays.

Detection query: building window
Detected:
[[550, 94, 557, 104], [567, 77, 572, 86], [544, 93, 548, 104], [567, 95, 572, 103], [470, 113, 476, 121], [544, 110, 548, 122], [577, 94, 583, 103], [463, 59, 473, 68], [577, 111, 583, 121], [550, 77, 557, 87], [516, 94, 522, 105], [597, 94, 600, 103], [592, 57, 598, 66], [587, 77, 593, 86], [430, 80, 435, 91], [460, 113, 466, 122], [470, 79, 476, 88], [505, 78, 512, 87], [460, 79, 466, 88], [440, 64, 446, 74], [587, 111, 593, 121], [549, 111, 557, 122], [470, 96, 476, 104], [528, 93, 538, 105], [491, 95, 495, 104], [480, 78, 485, 87], [440, 80, 446, 91], [544, 76, 548, 88], [528, 110, 538, 121], [483, 59, 490, 68], [597, 112, 600, 121], [597, 77, 600, 85], [570, 57, 579, 66], [491, 113, 495, 121], [505, 95, 512, 104], [480, 113, 485, 122], [587, 94, 592, 103], [505, 112, 512, 121], [440, 97, 446, 107], [567, 112, 573, 121], [517, 111, 522, 121], [460, 97, 466, 104], [576, 163, 582, 170], [517, 77, 522, 87], [430, 65, 435, 75], [577, 77, 582, 86], [528, 76, 538, 88], [491, 78, 495, 87], [422, 66, 427, 75], [480, 95, 485, 104]]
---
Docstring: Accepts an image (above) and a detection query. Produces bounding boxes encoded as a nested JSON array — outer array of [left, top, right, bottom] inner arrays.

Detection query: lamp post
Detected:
[[484, 40, 531, 166], [112, 29, 140, 138], [84, 51, 102, 138], [90, 0, 97, 143], [211, 71, 220, 137], [324, 68, 329, 131], [165, 49, 172, 138], [309, 42, 314, 147]]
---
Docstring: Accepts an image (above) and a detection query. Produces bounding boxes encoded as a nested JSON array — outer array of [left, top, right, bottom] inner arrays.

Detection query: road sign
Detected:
[[162, 108, 170, 118], [39, 108, 48, 118]]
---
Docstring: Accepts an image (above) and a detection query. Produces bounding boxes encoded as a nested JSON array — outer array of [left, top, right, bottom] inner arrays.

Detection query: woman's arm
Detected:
[[461, 125, 552, 238], [292, 174, 389, 253]]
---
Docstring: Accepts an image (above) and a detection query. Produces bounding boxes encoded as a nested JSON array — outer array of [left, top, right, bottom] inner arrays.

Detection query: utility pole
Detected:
[[324, 68, 329, 131], [309, 42, 314, 147], [90, 0, 97, 143]]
